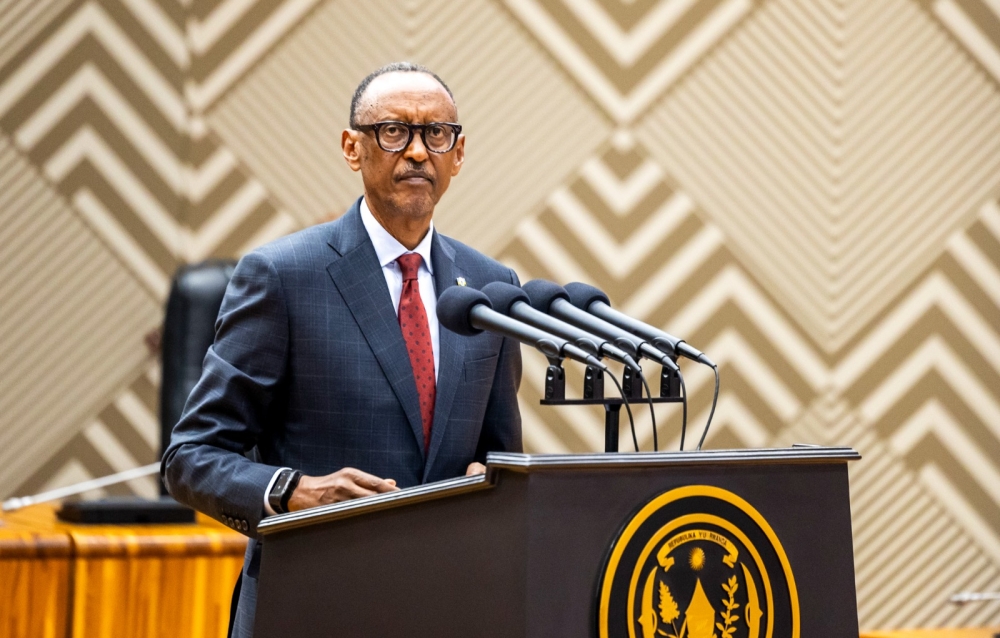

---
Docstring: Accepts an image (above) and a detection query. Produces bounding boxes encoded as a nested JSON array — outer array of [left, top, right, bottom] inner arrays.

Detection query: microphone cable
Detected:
[[695, 363, 720, 451], [606, 370, 638, 452], [638, 372, 657, 452], [678, 372, 688, 451]]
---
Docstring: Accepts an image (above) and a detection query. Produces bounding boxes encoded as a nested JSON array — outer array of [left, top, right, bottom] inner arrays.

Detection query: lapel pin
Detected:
[[456, 277, 467, 286]]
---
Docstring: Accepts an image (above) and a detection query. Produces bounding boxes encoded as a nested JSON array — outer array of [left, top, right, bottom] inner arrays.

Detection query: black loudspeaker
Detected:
[[57, 496, 198, 524], [159, 260, 237, 494]]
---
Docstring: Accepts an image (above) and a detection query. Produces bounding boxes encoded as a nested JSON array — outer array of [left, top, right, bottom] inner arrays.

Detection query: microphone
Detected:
[[480, 282, 641, 373], [563, 282, 714, 367], [561, 282, 720, 451], [521, 280, 679, 372], [437, 286, 606, 370]]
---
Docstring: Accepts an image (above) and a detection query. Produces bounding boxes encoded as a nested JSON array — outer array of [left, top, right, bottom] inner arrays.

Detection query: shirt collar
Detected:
[[360, 197, 435, 274]]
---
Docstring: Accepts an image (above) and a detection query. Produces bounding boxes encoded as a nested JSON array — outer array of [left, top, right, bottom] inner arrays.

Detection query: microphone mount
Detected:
[[519, 279, 686, 452], [539, 364, 683, 453]]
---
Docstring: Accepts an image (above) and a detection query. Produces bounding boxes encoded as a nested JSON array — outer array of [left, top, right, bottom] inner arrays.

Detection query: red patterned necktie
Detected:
[[396, 253, 436, 451]]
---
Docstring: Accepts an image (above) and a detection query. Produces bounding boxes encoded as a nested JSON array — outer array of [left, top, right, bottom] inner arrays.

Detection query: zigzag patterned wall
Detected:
[[0, 0, 998, 629]]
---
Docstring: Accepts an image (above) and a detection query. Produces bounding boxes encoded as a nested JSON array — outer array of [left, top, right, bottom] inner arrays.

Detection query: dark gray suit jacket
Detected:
[[161, 198, 522, 637]]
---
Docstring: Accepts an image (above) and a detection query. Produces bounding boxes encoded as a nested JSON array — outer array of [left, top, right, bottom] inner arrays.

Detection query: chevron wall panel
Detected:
[[1, 0, 998, 630], [0, 133, 161, 492], [637, 0, 1000, 351], [207, 0, 610, 253]]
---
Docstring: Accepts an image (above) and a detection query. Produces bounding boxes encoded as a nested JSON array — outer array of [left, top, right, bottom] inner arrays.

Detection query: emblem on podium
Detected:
[[597, 486, 799, 638]]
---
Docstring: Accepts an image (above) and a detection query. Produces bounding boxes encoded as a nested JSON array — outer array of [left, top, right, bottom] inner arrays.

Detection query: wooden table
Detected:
[[0, 504, 246, 638], [0, 509, 71, 638]]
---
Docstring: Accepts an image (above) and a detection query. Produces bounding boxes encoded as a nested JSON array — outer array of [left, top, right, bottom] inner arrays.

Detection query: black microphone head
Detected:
[[437, 286, 492, 336], [564, 282, 610, 310], [521, 279, 570, 312], [480, 281, 529, 315]]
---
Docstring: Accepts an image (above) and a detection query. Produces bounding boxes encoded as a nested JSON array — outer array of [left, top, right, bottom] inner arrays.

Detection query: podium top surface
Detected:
[[257, 446, 859, 536]]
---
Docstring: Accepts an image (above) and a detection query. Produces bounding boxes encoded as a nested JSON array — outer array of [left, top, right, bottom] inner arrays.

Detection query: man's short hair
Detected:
[[349, 62, 455, 128]]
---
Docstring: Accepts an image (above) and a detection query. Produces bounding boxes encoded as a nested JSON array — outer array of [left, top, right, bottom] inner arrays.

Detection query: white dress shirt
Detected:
[[359, 198, 440, 378], [264, 198, 440, 514]]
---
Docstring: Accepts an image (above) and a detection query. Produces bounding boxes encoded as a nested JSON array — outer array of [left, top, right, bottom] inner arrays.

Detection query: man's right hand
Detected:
[[287, 468, 399, 512]]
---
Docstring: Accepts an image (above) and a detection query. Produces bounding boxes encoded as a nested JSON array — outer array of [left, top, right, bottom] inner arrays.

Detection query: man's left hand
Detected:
[[465, 462, 486, 476]]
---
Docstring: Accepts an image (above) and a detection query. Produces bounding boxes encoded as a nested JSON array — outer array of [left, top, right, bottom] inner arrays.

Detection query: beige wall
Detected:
[[0, 0, 998, 629]]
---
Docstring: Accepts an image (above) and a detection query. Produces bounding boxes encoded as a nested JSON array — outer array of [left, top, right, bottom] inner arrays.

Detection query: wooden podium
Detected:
[[254, 447, 860, 637]]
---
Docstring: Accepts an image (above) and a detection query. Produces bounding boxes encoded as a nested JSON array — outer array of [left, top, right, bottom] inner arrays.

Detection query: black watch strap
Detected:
[[268, 469, 302, 515]]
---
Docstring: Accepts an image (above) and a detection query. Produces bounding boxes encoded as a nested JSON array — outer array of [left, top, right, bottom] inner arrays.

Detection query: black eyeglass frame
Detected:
[[353, 121, 463, 153]]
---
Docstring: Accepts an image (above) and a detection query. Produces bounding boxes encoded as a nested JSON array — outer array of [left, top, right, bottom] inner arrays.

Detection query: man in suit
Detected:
[[161, 62, 522, 637]]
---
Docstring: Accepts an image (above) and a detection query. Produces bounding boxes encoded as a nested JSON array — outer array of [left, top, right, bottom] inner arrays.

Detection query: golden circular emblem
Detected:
[[597, 486, 799, 638]]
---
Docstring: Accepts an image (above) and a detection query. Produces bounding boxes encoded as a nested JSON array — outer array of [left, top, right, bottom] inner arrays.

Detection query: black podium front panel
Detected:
[[254, 448, 860, 638]]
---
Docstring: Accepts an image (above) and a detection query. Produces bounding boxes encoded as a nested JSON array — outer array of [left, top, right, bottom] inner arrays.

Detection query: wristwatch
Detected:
[[267, 469, 303, 515]]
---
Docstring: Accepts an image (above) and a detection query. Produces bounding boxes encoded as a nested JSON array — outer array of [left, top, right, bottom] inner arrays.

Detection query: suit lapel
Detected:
[[326, 201, 425, 458], [424, 233, 465, 481]]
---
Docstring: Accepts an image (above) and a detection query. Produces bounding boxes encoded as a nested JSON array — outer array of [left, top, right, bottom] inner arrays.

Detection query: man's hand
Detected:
[[466, 462, 486, 476], [287, 468, 398, 512]]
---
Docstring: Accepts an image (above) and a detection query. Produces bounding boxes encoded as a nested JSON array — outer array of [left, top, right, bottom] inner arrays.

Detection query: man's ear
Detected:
[[342, 129, 363, 172], [450, 134, 465, 177]]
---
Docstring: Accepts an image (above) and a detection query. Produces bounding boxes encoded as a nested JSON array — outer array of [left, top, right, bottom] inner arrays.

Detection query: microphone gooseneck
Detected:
[[695, 363, 720, 451], [678, 373, 688, 451], [639, 372, 657, 452], [605, 370, 638, 452]]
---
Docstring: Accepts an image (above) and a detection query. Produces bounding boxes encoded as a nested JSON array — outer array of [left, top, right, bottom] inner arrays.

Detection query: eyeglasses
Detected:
[[354, 121, 462, 153]]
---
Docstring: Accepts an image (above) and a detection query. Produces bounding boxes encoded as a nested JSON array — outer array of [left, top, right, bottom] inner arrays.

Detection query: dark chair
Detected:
[[159, 260, 236, 493]]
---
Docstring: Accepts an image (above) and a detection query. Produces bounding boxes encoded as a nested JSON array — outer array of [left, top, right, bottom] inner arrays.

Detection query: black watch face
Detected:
[[270, 472, 293, 511]]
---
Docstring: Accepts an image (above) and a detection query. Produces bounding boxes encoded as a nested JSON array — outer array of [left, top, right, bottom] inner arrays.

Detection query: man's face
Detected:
[[342, 72, 465, 221]]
